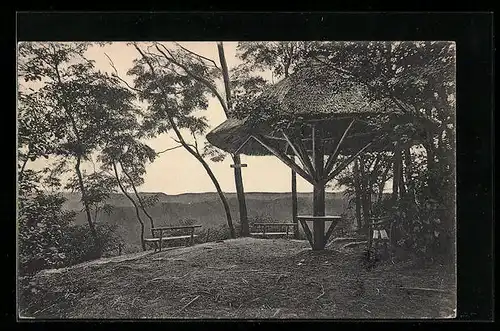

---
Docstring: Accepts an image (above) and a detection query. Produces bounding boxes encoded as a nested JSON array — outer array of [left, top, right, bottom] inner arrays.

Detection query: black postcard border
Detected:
[[6, 11, 495, 328]]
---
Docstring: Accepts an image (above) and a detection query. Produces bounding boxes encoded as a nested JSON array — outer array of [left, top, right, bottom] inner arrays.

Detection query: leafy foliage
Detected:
[[18, 42, 139, 160], [18, 191, 76, 275], [62, 223, 123, 265], [129, 42, 237, 238], [18, 167, 122, 275], [236, 42, 320, 78], [127, 44, 212, 139], [236, 41, 455, 260], [202, 141, 227, 162], [18, 42, 143, 253]]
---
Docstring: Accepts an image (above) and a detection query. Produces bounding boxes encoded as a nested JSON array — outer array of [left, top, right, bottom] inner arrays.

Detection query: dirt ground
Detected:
[[19, 237, 456, 319]]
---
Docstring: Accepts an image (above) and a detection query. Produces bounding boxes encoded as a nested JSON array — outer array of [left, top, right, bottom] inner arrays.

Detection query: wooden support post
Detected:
[[234, 136, 252, 155], [291, 161, 299, 239], [325, 140, 375, 184], [231, 155, 249, 237], [312, 124, 326, 250], [282, 131, 316, 178], [251, 134, 316, 185], [299, 219, 314, 247], [324, 118, 356, 175], [158, 229, 163, 252], [324, 219, 340, 243], [230, 163, 247, 168], [295, 136, 316, 177]]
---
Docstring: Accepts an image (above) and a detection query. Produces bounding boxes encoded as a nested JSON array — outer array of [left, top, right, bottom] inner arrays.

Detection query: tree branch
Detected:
[[171, 137, 182, 145], [156, 145, 183, 155], [190, 131, 200, 154], [133, 43, 236, 238], [174, 42, 221, 70], [154, 43, 230, 115], [134, 44, 196, 153], [104, 52, 145, 93]]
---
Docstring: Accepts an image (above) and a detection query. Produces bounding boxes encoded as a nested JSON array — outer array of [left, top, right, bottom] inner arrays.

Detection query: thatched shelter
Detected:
[[207, 65, 432, 250], [208, 65, 422, 154]]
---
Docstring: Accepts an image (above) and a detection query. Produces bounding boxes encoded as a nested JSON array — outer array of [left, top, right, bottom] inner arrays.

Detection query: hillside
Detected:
[[61, 192, 349, 210], [62, 192, 352, 251], [19, 238, 456, 319]]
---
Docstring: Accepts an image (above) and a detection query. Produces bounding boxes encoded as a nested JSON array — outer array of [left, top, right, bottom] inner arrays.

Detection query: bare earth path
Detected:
[[20, 237, 456, 319]]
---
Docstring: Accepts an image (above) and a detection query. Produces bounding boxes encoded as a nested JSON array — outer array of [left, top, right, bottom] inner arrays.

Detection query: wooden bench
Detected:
[[250, 222, 296, 238], [368, 216, 393, 257], [369, 217, 392, 241], [145, 225, 202, 252]]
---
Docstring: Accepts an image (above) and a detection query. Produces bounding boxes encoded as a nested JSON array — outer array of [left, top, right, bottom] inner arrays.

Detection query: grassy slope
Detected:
[[21, 238, 456, 319]]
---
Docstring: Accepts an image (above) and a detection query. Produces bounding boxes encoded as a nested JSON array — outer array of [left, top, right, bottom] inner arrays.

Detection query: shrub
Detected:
[[198, 224, 234, 243], [62, 223, 122, 265], [18, 192, 77, 276], [18, 190, 123, 275], [371, 194, 454, 262]]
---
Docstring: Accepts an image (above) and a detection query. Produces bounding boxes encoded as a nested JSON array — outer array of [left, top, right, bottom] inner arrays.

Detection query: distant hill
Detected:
[[60, 191, 346, 209], [61, 192, 171, 210], [60, 191, 352, 251]]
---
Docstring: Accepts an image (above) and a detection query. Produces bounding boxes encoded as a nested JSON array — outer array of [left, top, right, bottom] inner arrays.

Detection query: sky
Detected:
[[24, 41, 323, 194]]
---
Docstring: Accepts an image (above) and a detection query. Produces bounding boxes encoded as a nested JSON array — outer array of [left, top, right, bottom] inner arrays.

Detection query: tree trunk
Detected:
[[403, 147, 414, 200], [121, 162, 156, 235], [53, 61, 101, 255], [18, 151, 30, 183], [135, 45, 235, 239], [424, 109, 438, 195], [377, 164, 391, 203], [197, 154, 236, 239], [93, 205, 99, 224], [165, 140, 235, 239], [291, 167, 299, 239], [359, 156, 371, 229], [392, 144, 401, 202], [217, 42, 249, 237], [353, 158, 363, 230], [113, 162, 146, 251], [75, 154, 100, 255], [398, 155, 406, 198]]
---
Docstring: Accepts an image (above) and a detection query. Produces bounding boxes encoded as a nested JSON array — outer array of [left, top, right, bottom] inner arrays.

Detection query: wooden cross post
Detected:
[[230, 163, 248, 169]]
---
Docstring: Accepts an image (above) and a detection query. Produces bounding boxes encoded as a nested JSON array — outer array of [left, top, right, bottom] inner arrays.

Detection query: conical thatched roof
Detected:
[[247, 65, 398, 118], [207, 65, 432, 156]]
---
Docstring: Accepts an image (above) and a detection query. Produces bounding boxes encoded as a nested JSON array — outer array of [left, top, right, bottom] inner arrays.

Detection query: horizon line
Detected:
[[54, 190, 349, 195]]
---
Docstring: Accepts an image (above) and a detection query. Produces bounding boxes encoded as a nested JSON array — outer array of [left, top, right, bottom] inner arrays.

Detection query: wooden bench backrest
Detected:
[[152, 225, 202, 238], [252, 222, 296, 236]]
